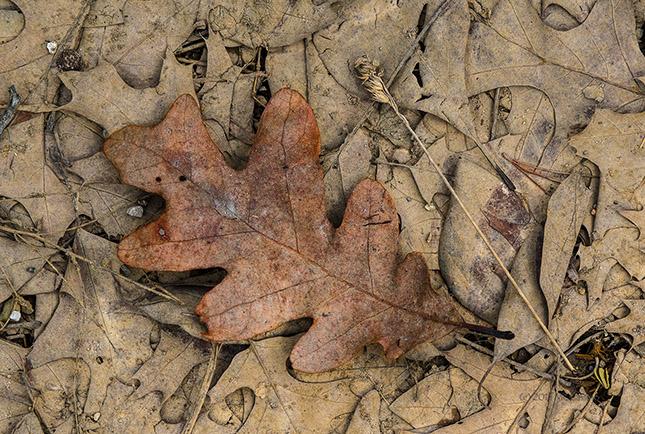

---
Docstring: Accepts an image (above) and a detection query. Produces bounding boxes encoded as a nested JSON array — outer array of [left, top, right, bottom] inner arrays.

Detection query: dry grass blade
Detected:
[[181, 342, 220, 434], [356, 57, 575, 371]]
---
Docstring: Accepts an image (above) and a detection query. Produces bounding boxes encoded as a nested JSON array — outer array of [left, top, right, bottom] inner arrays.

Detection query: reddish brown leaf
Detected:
[[103, 89, 460, 372]]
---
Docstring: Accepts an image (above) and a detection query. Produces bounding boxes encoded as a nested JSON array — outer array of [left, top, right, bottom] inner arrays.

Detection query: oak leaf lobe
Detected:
[[104, 88, 459, 372]]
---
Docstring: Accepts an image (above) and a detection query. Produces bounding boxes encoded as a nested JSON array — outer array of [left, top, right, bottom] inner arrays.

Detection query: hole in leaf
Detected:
[[179, 175, 187, 182], [416, 3, 428, 51], [412, 62, 423, 88], [156, 177, 162, 182]]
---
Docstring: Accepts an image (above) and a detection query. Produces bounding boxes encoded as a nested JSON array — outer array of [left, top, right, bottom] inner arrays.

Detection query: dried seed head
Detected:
[[354, 56, 380, 81], [354, 56, 391, 104]]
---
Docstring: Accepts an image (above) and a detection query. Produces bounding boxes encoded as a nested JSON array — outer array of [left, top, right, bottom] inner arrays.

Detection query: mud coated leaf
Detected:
[[104, 88, 460, 373]]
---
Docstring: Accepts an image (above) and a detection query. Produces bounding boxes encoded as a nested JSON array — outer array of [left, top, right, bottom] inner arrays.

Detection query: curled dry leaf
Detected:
[[104, 88, 461, 373]]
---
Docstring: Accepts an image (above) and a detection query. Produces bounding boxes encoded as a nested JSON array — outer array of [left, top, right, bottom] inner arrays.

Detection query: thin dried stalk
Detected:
[[181, 342, 220, 434], [0, 224, 181, 304], [355, 57, 575, 371]]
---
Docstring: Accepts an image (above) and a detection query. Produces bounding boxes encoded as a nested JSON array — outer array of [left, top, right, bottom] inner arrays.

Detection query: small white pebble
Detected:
[[126, 205, 144, 218], [424, 203, 435, 211], [9, 310, 20, 321], [93, 412, 101, 422], [46, 41, 57, 54]]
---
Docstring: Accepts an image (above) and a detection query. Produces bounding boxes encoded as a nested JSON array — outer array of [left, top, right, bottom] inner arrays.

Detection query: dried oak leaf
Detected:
[[103, 88, 460, 373]]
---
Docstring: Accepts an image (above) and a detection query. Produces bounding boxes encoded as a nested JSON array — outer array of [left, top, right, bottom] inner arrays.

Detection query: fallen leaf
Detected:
[[389, 0, 645, 171], [376, 159, 443, 271], [570, 109, 645, 239], [540, 168, 593, 316], [599, 350, 645, 430], [605, 299, 645, 348], [82, 0, 124, 28], [609, 348, 645, 396], [546, 280, 640, 350], [620, 207, 645, 242], [68, 150, 159, 237], [266, 40, 308, 98], [211, 0, 342, 48], [466, 0, 645, 166], [199, 32, 256, 168], [104, 88, 461, 372], [0, 236, 56, 303], [314, 0, 429, 98], [389, 365, 484, 431], [391, 0, 481, 142], [323, 127, 373, 225], [193, 335, 409, 433], [59, 48, 195, 135], [435, 343, 549, 433], [26, 231, 153, 416], [138, 288, 208, 340], [24, 358, 90, 429], [306, 40, 372, 151], [0, 0, 85, 107], [346, 390, 381, 434], [0, 4, 24, 44], [602, 383, 645, 432], [494, 224, 547, 361], [131, 325, 210, 402], [569, 106, 645, 307], [505, 86, 556, 165], [0, 114, 76, 242], [11, 413, 44, 434], [98, 0, 197, 88], [0, 340, 31, 433], [439, 148, 531, 323]]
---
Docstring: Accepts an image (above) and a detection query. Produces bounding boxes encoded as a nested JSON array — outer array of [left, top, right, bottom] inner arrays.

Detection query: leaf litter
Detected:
[[0, 0, 645, 432]]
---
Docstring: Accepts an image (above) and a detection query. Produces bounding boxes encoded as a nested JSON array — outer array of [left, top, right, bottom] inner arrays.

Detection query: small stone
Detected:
[[9, 310, 20, 322], [46, 41, 57, 54], [424, 203, 435, 211], [126, 205, 144, 218], [92, 412, 101, 422]]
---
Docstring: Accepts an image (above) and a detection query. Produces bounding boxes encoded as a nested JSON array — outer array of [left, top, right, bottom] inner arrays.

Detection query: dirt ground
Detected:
[[1, 0, 645, 433]]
